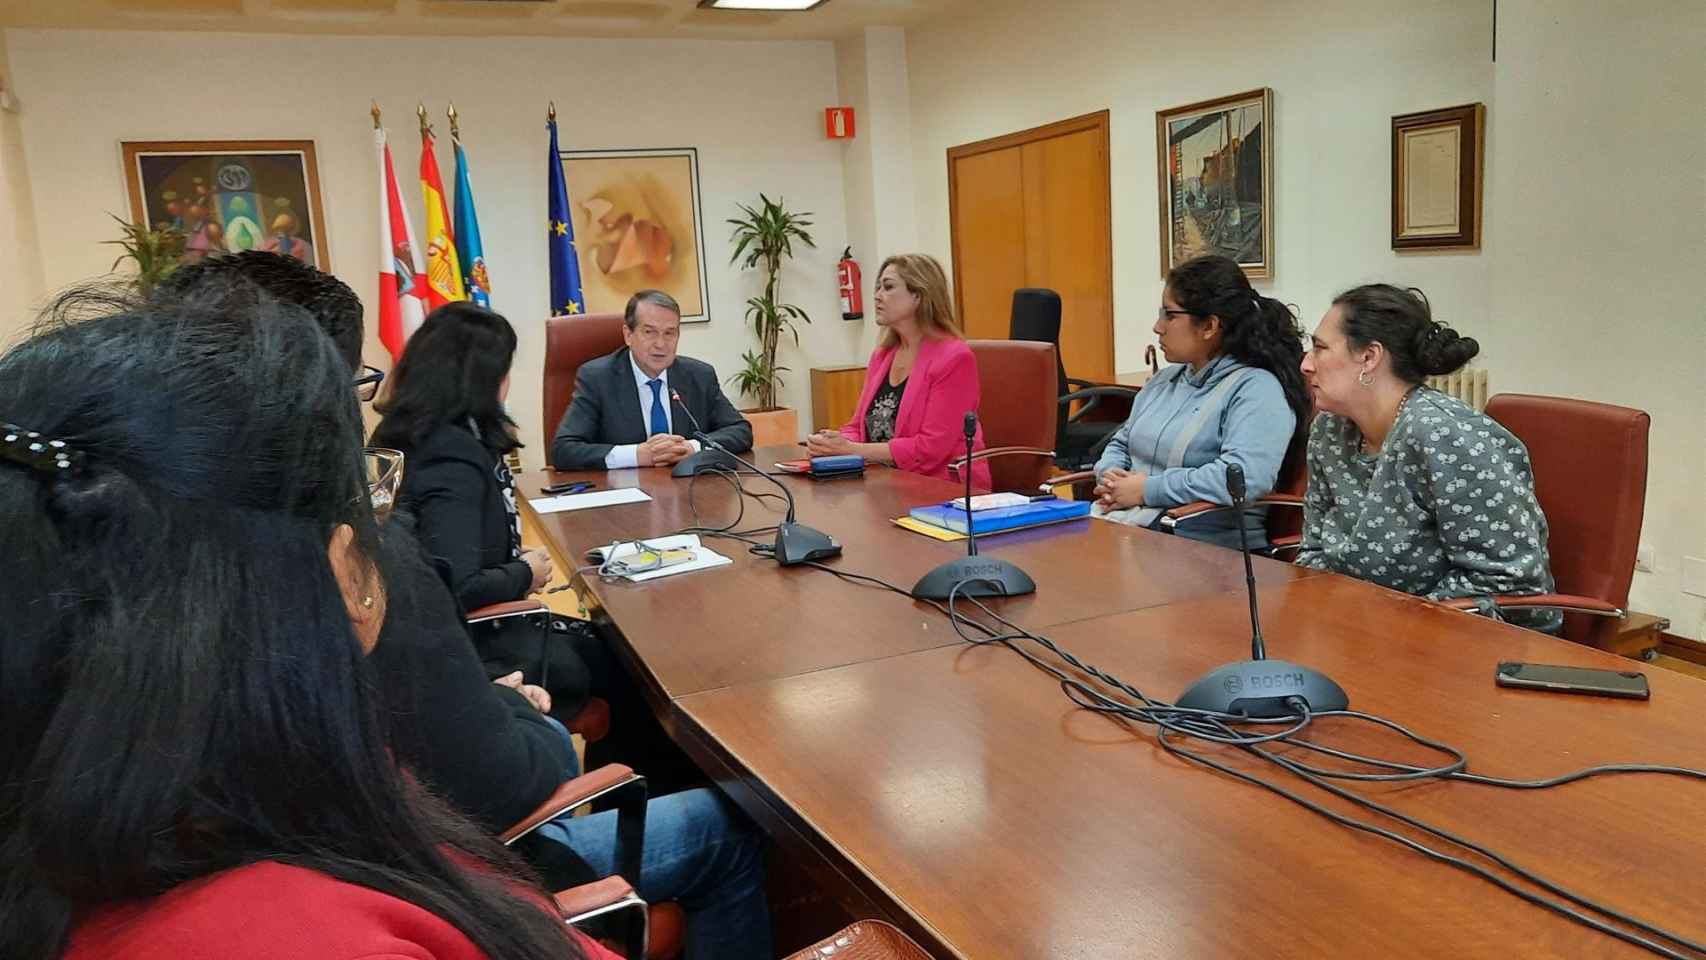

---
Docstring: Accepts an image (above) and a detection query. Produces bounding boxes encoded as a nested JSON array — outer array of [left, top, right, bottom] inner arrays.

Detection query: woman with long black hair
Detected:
[[0, 291, 608, 959], [1090, 254, 1311, 549]]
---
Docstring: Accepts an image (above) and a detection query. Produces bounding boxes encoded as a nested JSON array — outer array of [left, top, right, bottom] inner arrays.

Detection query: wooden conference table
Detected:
[[525, 448, 1706, 959]]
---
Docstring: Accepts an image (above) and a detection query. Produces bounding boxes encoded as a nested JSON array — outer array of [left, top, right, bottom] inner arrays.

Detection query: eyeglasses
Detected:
[[1157, 308, 1195, 322], [354, 364, 385, 402], [363, 447, 405, 518]]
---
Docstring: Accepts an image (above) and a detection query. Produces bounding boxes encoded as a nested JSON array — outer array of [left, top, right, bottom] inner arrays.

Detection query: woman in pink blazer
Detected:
[[807, 253, 993, 490]]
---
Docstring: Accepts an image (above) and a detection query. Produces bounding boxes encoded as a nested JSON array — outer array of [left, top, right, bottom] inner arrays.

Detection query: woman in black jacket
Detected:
[[372, 303, 593, 713]]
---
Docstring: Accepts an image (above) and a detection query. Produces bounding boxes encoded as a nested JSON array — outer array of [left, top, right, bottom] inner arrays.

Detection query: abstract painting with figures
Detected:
[[122, 140, 329, 269], [560, 147, 710, 323], [1155, 89, 1273, 278]]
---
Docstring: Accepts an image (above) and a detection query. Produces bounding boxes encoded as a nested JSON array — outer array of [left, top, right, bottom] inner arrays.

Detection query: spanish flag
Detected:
[[419, 116, 465, 309]]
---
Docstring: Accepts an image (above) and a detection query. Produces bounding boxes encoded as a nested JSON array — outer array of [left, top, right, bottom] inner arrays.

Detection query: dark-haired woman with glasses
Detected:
[[0, 290, 612, 959], [1089, 255, 1310, 549]]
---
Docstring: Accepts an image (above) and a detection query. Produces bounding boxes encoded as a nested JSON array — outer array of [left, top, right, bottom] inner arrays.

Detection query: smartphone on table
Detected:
[[1494, 662, 1650, 700]]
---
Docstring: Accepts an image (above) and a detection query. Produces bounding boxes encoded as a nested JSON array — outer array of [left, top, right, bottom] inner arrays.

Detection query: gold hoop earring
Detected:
[[1357, 370, 1373, 387], [361, 595, 375, 608]]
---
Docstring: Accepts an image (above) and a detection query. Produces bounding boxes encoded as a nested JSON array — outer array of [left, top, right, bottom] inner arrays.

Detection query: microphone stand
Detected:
[[669, 391, 747, 478], [1173, 463, 1348, 718], [910, 412, 1036, 600], [670, 390, 841, 566]]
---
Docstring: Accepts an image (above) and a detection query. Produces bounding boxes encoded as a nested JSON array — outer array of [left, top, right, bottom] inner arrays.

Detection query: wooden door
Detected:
[[948, 111, 1114, 382]]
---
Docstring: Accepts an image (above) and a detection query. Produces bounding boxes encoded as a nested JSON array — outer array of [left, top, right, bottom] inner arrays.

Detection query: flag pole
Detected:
[[548, 101, 556, 123], [447, 102, 460, 143], [417, 102, 431, 138], [372, 101, 382, 130]]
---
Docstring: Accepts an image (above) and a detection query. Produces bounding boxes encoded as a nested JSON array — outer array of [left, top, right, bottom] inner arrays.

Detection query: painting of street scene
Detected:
[[1157, 89, 1272, 278]]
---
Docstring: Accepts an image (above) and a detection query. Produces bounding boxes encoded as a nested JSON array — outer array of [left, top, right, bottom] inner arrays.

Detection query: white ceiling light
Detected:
[[697, 0, 829, 10]]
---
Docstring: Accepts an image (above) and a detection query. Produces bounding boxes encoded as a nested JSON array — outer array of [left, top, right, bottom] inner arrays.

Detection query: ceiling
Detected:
[[0, 0, 975, 41]]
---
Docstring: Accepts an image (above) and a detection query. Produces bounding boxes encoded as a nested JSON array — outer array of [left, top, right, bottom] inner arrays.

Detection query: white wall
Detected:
[[0, 41, 46, 349], [905, 0, 1705, 637], [4, 27, 856, 466], [1488, 0, 1706, 637], [907, 0, 1495, 372]]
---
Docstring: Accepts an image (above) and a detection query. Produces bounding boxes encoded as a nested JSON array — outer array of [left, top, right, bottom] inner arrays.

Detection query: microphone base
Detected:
[[774, 522, 842, 566], [910, 557, 1037, 601], [671, 447, 746, 477], [1174, 658, 1349, 719]]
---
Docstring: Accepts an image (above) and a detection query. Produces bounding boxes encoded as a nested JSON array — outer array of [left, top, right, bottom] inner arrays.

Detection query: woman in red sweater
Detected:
[[0, 287, 614, 960], [807, 253, 993, 490]]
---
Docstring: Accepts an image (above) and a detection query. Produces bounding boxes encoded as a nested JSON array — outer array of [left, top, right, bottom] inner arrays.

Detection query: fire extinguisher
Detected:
[[837, 246, 863, 321]]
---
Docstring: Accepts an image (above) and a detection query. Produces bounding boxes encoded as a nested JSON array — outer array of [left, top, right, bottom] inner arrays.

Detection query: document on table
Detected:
[[528, 487, 652, 514], [589, 534, 732, 582]]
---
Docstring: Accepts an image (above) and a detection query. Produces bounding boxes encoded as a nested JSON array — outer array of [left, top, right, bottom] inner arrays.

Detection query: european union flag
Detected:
[[546, 116, 584, 317]]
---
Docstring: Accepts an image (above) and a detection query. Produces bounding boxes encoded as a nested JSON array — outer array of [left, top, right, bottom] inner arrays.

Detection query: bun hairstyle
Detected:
[[1331, 284, 1479, 384], [1166, 255, 1310, 443]]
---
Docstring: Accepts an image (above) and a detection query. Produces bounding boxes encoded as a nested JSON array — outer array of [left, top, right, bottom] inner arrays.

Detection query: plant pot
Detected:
[[741, 406, 800, 447]]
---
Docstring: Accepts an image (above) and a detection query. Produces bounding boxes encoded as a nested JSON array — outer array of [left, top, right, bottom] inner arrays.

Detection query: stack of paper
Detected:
[[589, 534, 732, 582], [529, 487, 652, 514]]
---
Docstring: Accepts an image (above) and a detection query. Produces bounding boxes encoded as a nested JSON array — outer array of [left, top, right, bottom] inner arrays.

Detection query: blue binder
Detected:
[[908, 498, 1091, 535]]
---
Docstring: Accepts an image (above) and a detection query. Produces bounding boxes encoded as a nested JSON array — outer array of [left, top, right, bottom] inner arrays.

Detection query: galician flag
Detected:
[[375, 124, 427, 364], [546, 109, 584, 317], [452, 131, 491, 307], [419, 120, 466, 309]]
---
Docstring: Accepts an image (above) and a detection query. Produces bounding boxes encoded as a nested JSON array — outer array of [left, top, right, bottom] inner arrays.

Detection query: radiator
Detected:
[[1425, 368, 1488, 411]]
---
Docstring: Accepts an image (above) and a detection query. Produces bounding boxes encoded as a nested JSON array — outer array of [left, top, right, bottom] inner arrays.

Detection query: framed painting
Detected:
[[1156, 88, 1273, 279], [121, 139, 329, 269], [1391, 103, 1485, 250], [559, 147, 711, 324]]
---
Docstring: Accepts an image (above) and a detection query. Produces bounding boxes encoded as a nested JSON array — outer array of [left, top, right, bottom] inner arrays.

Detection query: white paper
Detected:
[[591, 534, 732, 582], [528, 487, 652, 514]]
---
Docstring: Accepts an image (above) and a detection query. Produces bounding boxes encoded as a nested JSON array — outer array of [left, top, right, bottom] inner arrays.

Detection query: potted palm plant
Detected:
[[103, 213, 186, 296], [727, 194, 815, 445]]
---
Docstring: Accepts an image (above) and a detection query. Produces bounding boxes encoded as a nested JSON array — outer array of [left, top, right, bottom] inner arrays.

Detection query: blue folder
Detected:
[[908, 498, 1091, 535]]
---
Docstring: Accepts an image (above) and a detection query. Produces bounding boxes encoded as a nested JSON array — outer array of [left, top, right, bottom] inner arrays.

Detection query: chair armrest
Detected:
[[947, 447, 1057, 476], [553, 877, 649, 960], [501, 764, 641, 844], [466, 599, 549, 624], [1060, 385, 1139, 424], [782, 920, 933, 960], [1438, 594, 1626, 618], [1159, 494, 1305, 529], [1040, 470, 1097, 493]]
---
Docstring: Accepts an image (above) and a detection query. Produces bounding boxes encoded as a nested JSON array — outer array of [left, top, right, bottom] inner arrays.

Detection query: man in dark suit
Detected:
[[550, 289, 753, 470]]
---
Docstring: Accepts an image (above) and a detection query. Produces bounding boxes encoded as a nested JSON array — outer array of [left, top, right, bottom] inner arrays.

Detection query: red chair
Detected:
[[782, 920, 932, 960], [947, 340, 1060, 494], [1432, 394, 1650, 649], [504, 764, 688, 960], [544, 312, 628, 452]]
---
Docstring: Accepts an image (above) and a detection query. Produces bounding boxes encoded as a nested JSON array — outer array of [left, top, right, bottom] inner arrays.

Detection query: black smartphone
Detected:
[[540, 481, 594, 495], [1495, 662, 1650, 700]]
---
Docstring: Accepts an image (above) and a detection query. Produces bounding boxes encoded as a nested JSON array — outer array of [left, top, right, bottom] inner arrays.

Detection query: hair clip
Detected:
[[1, 422, 83, 474]]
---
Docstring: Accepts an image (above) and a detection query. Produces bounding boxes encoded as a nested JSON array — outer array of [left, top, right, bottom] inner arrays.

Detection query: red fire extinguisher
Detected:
[[837, 246, 863, 321]]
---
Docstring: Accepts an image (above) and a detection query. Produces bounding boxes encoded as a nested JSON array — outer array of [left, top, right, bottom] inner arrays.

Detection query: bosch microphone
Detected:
[[670, 389, 841, 566], [910, 412, 1036, 600], [1172, 462, 1347, 718]]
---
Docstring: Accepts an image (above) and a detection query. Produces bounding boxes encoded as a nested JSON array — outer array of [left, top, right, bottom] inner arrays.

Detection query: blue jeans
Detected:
[[538, 710, 770, 959]]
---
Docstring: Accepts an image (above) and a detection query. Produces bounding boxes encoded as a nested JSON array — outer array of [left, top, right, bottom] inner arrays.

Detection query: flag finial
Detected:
[[417, 103, 431, 137], [447, 102, 460, 141], [371, 101, 382, 129], [548, 101, 556, 122]]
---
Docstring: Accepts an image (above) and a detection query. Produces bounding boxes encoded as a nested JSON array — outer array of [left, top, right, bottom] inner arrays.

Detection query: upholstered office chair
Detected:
[[543, 312, 627, 448], [1433, 394, 1650, 647], [782, 920, 932, 960], [1007, 288, 1137, 470], [949, 339, 1058, 493], [502, 764, 688, 960]]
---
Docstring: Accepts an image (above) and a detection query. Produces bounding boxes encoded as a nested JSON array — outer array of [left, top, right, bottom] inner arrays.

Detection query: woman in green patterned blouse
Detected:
[[1296, 284, 1560, 633]]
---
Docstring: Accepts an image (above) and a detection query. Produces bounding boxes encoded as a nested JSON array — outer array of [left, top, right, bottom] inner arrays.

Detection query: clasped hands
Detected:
[[638, 433, 696, 467], [1093, 467, 1147, 510], [493, 670, 551, 714]]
